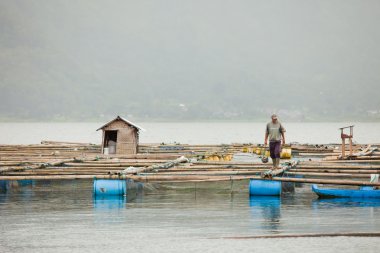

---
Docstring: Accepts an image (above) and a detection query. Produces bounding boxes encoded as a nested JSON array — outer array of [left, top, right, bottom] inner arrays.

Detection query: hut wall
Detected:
[[103, 120, 138, 154], [116, 127, 137, 154]]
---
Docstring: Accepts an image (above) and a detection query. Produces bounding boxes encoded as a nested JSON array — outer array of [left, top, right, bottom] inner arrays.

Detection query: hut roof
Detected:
[[96, 116, 145, 131]]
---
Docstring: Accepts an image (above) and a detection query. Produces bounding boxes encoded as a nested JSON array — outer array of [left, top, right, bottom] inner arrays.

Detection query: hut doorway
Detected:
[[103, 130, 118, 154]]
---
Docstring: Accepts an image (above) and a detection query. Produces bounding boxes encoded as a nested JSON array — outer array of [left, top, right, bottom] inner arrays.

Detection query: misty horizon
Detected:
[[1, 1, 379, 122]]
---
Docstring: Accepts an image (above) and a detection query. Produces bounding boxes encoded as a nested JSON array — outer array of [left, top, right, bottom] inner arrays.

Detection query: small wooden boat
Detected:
[[312, 184, 380, 198]]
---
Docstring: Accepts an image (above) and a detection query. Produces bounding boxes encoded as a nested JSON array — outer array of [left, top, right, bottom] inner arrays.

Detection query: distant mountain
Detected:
[[1, 1, 379, 121]]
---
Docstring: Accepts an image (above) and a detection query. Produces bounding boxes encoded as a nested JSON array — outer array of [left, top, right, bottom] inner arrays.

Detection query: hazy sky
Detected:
[[0, 1, 379, 120]]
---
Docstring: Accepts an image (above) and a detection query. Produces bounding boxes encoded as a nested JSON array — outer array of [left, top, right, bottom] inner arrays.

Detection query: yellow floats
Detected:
[[204, 154, 233, 162], [281, 148, 292, 159], [242, 146, 292, 159], [203, 145, 291, 162]]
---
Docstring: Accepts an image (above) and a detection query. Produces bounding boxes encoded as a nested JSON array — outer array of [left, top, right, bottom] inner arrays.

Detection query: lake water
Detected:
[[0, 122, 380, 144], [0, 180, 379, 253], [1, 122, 380, 252]]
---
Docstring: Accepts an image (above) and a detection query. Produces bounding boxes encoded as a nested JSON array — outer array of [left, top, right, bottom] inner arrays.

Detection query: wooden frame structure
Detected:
[[339, 125, 354, 158]]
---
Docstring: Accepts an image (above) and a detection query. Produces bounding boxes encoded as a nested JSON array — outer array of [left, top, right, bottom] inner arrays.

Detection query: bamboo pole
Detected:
[[194, 161, 266, 166], [119, 156, 190, 175], [224, 232, 380, 239], [3, 172, 111, 176], [285, 171, 370, 178], [298, 165, 380, 169], [128, 175, 380, 186], [0, 175, 120, 180], [290, 169, 380, 174], [0, 158, 77, 173], [1, 174, 379, 186], [0, 157, 100, 173], [320, 159, 380, 163], [2, 168, 376, 179], [63, 163, 159, 167]]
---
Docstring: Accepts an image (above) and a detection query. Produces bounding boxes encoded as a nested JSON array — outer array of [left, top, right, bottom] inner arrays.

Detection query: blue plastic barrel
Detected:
[[93, 179, 127, 196], [249, 179, 282, 196]]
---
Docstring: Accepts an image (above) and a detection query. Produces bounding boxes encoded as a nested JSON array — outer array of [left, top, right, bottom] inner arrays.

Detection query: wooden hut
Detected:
[[97, 116, 144, 155]]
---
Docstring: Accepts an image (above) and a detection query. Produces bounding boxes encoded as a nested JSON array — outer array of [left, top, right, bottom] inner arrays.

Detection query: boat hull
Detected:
[[312, 184, 380, 198]]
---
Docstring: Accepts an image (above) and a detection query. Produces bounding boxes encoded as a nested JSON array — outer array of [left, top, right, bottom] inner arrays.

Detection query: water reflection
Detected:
[[92, 195, 128, 224], [0, 180, 35, 201], [249, 196, 281, 233], [93, 195, 127, 210], [0, 180, 8, 193], [0, 180, 35, 193], [312, 198, 380, 208]]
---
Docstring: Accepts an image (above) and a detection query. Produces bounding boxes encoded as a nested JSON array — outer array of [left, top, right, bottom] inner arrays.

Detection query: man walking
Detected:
[[264, 114, 286, 169]]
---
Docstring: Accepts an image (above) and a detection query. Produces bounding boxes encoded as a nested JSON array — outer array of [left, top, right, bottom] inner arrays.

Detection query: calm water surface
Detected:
[[0, 122, 380, 144], [0, 180, 379, 252]]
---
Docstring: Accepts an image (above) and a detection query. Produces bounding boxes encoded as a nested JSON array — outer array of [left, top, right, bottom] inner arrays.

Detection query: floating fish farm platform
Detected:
[[1, 141, 380, 198]]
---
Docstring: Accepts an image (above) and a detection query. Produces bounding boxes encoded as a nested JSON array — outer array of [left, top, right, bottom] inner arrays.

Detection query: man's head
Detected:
[[271, 114, 278, 123]]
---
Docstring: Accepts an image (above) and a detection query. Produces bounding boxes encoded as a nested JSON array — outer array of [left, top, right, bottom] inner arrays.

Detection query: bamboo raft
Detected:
[[1, 141, 380, 188]]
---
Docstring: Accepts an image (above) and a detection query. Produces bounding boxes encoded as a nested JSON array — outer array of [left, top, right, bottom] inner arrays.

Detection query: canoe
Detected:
[[312, 184, 380, 198]]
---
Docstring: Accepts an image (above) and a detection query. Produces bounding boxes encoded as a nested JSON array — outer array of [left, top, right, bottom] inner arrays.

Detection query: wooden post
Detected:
[[349, 126, 354, 156], [349, 138, 353, 156], [101, 130, 105, 154], [341, 129, 345, 158]]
